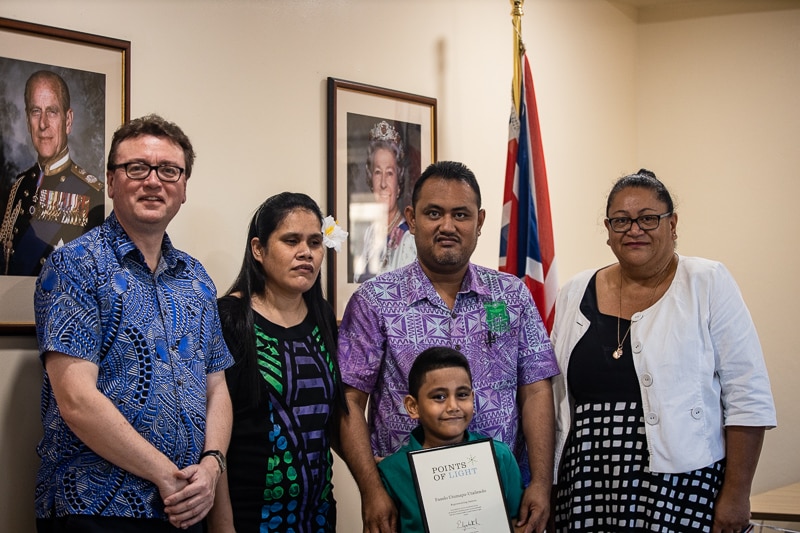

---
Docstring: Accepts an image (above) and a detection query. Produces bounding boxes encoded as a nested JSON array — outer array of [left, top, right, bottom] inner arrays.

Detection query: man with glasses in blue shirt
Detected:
[[34, 114, 233, 532]]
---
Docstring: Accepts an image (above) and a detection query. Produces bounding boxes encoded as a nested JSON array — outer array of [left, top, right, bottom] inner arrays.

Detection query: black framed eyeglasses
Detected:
[[606, 212, 672, 233], [108, 162, 184, 182]]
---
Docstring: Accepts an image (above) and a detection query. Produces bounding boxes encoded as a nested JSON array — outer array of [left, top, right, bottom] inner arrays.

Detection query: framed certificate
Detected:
[[408, 438, 513, 533]]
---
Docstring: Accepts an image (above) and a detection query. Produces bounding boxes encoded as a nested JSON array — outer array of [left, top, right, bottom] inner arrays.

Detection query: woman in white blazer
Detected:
[[551, 169, 776, 533]]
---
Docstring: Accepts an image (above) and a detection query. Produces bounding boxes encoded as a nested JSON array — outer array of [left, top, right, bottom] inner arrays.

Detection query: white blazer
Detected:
[[552, 255, 777, 475]]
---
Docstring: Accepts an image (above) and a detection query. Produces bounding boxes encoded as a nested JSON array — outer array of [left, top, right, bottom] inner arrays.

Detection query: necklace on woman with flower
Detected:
[[614, 254, 675, 360]]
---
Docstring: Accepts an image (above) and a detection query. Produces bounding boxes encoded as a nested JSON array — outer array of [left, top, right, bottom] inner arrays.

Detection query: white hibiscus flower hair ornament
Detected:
[[322, 216, 348, 252]]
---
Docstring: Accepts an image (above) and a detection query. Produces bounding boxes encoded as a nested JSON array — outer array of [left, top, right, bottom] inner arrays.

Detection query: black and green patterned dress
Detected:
[[218, 296, 337, 532]]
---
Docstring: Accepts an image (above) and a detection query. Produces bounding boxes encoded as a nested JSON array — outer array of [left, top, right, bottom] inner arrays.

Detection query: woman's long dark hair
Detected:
[[220, 192, 345, 413]]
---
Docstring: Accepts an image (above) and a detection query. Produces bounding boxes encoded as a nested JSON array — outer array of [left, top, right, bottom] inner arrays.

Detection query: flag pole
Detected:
[[502, 0, 558, 332], [510, 0, 525, 116]]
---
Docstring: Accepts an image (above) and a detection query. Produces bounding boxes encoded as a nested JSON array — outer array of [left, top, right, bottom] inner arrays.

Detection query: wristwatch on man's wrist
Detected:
[[200, 449, 226, 473]]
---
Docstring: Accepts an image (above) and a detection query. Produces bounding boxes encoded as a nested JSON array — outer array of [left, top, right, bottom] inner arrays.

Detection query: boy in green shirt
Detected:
[[377, 347, 524, 532]]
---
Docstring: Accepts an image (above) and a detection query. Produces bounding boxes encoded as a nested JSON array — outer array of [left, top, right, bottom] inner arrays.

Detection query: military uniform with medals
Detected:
[[0, 148, 104, 276]]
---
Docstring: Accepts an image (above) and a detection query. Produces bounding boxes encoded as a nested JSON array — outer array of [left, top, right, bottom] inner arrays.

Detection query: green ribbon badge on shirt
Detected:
[[484, 301, 510, 333]]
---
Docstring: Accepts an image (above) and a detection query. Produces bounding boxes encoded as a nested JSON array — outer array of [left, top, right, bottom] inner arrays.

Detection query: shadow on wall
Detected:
[[0, 337, 42, 533]]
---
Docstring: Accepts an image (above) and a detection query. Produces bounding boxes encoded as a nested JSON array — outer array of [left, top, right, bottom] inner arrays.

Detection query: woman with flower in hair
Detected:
[[207, 192, 348, 533], [354, 120, 416, 282]]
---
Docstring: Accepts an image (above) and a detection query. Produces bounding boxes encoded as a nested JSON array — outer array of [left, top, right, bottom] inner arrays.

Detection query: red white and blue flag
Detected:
[[499, 52, 557, 333]]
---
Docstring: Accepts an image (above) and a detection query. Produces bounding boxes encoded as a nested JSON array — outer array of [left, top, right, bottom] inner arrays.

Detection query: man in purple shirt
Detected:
[[338, 161, 559, 533]]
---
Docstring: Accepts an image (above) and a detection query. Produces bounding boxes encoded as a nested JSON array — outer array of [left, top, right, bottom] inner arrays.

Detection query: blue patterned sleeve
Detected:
[[34, 246, 103, 364], [193, 263, 234, 374], [204, 306, 234, 374]]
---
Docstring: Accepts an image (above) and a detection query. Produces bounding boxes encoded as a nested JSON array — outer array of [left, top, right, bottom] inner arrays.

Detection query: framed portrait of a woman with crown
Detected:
[[327, 78, 436, 318]]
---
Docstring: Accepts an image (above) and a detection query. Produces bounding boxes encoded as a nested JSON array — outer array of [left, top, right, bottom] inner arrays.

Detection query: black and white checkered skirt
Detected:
[[554, 401, 725, 532]]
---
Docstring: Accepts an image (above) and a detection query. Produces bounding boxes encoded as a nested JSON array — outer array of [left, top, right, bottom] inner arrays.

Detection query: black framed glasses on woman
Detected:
[[606, 212, 672, 233]]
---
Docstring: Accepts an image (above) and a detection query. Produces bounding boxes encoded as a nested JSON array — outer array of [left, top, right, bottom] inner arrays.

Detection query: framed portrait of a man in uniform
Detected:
[[0, 17, 130, 332]]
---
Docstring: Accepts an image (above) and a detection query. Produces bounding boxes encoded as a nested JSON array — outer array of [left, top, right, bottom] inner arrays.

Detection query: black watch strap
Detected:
[[200, 449, 226, 473]]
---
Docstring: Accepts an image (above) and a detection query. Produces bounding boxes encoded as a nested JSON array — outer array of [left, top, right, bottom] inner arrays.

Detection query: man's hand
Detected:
[[361, 484, 398, 533], [515, 483, 550, 533], [163, 459, 221, 529], [516, 380, 555, 533]]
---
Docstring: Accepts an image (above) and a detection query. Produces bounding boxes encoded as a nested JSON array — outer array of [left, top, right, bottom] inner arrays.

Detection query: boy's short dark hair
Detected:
[[408, 347, 473, 399]]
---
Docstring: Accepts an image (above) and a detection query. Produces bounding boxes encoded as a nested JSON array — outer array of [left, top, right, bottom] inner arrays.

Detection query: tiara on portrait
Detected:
[[369, 121, 404, 160]]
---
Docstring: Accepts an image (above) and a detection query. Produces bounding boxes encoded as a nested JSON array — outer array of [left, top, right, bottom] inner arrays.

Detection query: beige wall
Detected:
[[1, 0, 797, 531], [636, 7, 800, 498]]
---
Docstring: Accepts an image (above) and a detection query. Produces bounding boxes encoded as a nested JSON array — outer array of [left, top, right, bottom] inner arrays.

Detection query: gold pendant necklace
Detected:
[[613, 311, 630, 359], [614, 254, 675, 360]]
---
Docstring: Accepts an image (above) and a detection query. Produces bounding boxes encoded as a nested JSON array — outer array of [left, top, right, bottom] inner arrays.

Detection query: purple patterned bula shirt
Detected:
[[338, 260, 559, 481]]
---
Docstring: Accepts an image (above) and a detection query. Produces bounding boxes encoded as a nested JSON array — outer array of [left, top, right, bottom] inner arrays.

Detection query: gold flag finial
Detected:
[[510, 0, 525, 115]]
